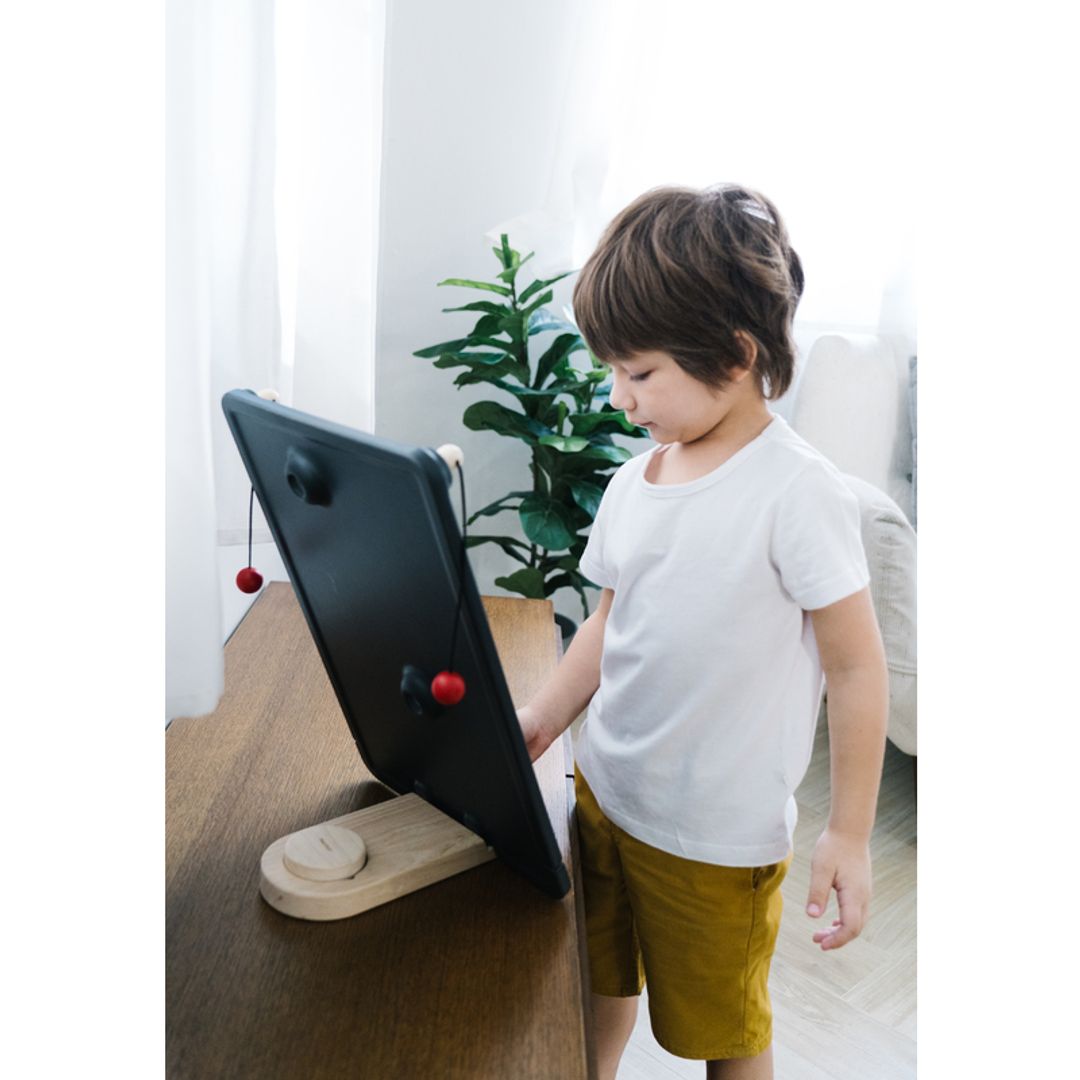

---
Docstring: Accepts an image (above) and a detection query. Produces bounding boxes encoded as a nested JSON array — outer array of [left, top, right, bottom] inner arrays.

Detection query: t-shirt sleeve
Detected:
[[770, 464, 870, 610], [578, 479, 616, 589]]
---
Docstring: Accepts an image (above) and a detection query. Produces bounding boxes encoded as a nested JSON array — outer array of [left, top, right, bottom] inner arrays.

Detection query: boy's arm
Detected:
[[805, 585, 890, 950], [517, 587, 614, 763]]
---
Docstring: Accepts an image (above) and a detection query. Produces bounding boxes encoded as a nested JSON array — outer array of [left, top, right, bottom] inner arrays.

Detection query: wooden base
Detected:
[[260, 793, 497, 921]]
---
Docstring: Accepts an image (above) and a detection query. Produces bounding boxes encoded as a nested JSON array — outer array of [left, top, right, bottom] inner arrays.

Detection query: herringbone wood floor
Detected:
[[570, 712, 917, 1079]]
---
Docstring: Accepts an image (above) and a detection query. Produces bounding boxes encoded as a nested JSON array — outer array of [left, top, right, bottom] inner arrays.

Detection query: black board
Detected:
[[222, 389, 570, 899]]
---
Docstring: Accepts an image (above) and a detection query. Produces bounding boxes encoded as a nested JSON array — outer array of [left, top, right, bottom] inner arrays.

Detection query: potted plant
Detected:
[[414, 235, 650, 641]]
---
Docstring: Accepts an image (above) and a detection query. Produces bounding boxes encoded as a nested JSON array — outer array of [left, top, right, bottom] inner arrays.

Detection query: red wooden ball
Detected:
[[431, 670, 466, 706], [236, 567, 264, 594]]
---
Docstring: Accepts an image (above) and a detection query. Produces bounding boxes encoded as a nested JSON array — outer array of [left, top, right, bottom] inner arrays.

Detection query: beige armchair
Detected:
[[790, 334, 917, 756]]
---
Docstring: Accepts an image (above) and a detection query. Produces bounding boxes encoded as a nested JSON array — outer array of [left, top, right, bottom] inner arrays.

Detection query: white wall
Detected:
[[373, 0, 603, 629]]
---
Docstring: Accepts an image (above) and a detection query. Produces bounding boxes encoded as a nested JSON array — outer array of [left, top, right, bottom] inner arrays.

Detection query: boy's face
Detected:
[[605, 340, 764, 449]]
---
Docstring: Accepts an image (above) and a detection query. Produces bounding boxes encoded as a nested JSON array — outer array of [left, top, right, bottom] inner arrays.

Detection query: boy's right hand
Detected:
[[516, 705, 556, 763]]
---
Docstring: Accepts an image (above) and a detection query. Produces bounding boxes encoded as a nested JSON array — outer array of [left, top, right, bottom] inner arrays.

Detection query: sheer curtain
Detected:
[[166, 0, 384, 720], [596, 0, 917, 354], [486, 0, 915, 421], [483, 0, 621, 279], [505, 0, 915, 366], [167, 0, 280, 720]]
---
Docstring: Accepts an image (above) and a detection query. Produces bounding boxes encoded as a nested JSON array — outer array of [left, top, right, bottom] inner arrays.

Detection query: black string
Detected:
[[247, 486, 255, 568], [448, 462, 467, 673]]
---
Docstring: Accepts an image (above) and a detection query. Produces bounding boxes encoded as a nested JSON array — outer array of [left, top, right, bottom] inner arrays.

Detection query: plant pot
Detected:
[[554, 613, 578, 646]]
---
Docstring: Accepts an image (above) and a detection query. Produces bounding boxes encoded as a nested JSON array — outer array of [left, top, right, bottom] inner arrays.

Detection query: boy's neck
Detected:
[[676, 398, 774, 458]]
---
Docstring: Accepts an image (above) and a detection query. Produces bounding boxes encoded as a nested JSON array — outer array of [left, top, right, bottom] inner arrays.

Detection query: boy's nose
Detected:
[[609, 375, 634, 413]]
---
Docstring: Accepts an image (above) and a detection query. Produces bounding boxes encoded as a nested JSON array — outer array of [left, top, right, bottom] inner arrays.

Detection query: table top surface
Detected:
[[166, 583, 591, 1080]]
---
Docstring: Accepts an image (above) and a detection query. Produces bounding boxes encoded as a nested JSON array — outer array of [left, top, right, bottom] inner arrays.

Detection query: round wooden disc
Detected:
[[283, 823, 368, 882]]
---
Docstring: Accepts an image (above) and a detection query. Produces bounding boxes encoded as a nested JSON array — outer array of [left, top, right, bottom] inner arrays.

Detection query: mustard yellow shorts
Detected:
[[574, 765, 792, 1060]]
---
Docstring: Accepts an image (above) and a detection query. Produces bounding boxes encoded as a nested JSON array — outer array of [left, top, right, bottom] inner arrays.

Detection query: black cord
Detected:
[[247, 486, 255, 568], [448, 462, 467, 672]]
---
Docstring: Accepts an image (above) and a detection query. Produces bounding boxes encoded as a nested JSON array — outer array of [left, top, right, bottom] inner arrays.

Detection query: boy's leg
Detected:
[[706, 1043, 773, 1079], [591, 992, 639, 1080]]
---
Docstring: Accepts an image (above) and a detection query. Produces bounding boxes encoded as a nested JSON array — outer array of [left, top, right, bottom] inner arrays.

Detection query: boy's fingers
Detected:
[[812, 919, 841, 945], [820, 924, 857, 949], [805, 865, 833, 917], [819, 896, 865, 949]]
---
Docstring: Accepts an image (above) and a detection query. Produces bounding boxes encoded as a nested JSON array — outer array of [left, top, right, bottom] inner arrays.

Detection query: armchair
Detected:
[[790, 333, 917, 756]]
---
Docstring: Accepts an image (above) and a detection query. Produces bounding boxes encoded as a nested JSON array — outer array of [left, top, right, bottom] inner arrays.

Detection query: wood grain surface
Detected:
[[167, 583, 591, 1079]]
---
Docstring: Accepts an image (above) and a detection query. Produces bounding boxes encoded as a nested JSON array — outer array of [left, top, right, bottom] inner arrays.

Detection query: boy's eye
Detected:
[[630, 372, 651, 382]]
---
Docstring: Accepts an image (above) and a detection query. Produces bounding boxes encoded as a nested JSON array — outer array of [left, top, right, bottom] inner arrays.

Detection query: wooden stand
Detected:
[[260, 793, 497, 921]]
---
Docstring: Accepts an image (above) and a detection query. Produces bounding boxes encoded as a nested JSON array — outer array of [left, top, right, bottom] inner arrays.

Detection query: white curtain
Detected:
[[484, 0, 621, 279], [496, 0, 915, 356], [167, 0, 280, 720], [166, 0, 384, 721], [166, 0, 233, 720], [608, 0, 916, 349], [287, 0, 382, 430]]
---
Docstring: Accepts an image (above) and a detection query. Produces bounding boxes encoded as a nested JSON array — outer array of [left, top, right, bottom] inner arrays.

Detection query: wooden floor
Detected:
[[570, 712, 917, 1079]]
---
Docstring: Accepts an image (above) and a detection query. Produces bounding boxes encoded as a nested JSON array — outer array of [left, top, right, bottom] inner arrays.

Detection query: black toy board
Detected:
[[222, 389, 570, 899]]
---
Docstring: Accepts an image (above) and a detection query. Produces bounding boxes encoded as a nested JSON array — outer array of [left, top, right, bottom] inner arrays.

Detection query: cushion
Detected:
[[790, 334, 914, 526], [819, 474, 917, 756], [908, 355, 917, 529]]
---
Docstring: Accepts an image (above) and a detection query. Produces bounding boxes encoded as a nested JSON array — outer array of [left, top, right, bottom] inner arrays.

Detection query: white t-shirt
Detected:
[[575, 412, 870, 866]]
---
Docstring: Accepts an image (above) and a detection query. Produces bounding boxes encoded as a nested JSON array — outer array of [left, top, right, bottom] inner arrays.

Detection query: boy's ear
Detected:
[[733, 330, 758, 372]]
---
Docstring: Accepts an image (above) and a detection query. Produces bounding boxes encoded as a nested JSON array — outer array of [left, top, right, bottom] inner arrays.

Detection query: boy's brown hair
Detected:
[[572, 183, 804, 400]]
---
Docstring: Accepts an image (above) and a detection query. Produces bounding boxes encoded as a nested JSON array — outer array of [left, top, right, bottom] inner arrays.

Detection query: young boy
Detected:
[[517, 184, 889, 1080]]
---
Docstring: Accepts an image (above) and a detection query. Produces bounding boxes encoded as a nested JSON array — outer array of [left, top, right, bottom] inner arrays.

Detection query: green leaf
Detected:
[[528, 308, 579, 336], [491, 235, 515, 270], [437, 277, 513, 297], [462, 400, 550, 442], [453, 362, 520, 387], [538, 434, 590, 454], [493, 566, 547, 600], [496, 250, 535, 284], [518, 494, 578, 551], [436, 339, 525, 386], [570, 405, 644, 437], [433, 350, 511, 368], [534, 332, 586, 388], [539, 572, 575, 596], [466, 492, 533, 522], [441, 301, 511, 316], [572, 444, 633, 466], [470, 335, 520, 355], [499, 311, 527, 346], [485, 377, 577, 399], [413, 337, 473, 359], [567, 478, 604, 517], [471, 313, 507, 339], [465, 535, 531, 566], [553, 554, 582, 572], [518, 269, 575, 305], [521, 289, 554, 317]]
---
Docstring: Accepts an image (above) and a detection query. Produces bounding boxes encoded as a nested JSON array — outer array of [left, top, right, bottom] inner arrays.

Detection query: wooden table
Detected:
[[167, 583, 594, 1079]]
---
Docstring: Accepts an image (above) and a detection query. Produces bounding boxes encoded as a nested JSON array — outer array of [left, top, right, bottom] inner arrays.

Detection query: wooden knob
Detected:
[[283, 824, 368, 882], [436, 443, 463, 471]]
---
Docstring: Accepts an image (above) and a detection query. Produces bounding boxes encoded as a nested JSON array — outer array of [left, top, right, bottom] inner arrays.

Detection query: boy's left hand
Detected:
[[805, 827, 872, 950]]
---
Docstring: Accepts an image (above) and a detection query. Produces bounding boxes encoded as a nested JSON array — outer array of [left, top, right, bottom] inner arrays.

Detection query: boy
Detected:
[[517, 184, 889, 1080]]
